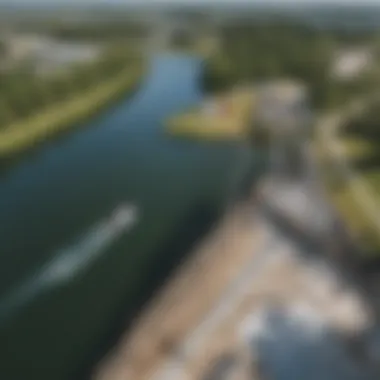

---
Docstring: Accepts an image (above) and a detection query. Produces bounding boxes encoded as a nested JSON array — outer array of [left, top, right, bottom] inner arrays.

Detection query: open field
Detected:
[[329, 184, 380, 254], [166, 88, 255, 141], [317, 121, 380, 257], [341, 137, 376, 160]]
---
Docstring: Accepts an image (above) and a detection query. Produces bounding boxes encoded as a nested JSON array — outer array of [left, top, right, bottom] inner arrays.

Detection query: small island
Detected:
[[166, 87, 256, 141]]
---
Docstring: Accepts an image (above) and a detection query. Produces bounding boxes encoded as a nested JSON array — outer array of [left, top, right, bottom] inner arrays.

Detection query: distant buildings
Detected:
[[0, 33, 49, 71], [332, 48, 373, 81], [0, 32, 102, 76], [31, 39, 102, 77]]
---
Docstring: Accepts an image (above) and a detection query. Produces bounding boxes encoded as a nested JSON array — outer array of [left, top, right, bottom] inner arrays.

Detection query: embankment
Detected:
[[93, 196, 261, 380], [166, 87, 255, 142], [0, 64, 145, 160]]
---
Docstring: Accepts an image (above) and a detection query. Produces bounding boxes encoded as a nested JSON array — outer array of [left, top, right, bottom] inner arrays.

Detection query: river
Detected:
[[0, 53, 262, 380]]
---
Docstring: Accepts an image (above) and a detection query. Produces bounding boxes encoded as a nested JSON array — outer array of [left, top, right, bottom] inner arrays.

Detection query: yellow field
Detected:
[[317, 134, 380, 257], [167, 88, 255, 141], [329, 186, 380, 255], [341, 137, 375, 160]]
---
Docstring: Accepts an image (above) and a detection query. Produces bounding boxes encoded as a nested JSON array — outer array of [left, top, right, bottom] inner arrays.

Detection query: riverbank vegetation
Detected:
[[167, 87, 255, 141], [0, 45, 145, 158]]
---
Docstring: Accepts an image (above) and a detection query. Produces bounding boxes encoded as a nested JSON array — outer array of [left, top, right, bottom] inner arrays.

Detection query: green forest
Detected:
[[203, 23, 379, 110]]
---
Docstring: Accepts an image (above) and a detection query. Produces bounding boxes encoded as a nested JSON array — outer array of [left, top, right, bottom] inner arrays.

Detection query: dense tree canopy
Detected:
[[204, 22, 377, 109], [0, 40, 6, 59]]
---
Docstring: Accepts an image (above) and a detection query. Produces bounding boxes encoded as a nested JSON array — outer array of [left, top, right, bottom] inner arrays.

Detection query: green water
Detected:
[[0, 54, 262, 379]]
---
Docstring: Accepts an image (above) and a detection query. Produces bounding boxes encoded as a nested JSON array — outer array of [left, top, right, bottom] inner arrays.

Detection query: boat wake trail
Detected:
[[0, 204, 138, 323]]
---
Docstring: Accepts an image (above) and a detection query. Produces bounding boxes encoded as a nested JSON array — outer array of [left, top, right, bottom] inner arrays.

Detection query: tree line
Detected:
[[49, 22, 149, 41], [0, 46, 140, 130], [203, 22, 378, 110]]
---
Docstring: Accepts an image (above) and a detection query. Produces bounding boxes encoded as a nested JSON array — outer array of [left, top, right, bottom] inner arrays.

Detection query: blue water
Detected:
[[0, 54, 259, 379]]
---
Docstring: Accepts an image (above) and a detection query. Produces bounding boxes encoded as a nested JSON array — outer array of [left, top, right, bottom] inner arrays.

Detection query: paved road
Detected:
[[152, 212, 282, 380]]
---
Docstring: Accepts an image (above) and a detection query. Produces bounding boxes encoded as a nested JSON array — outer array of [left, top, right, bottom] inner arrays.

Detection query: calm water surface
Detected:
[[0, 54, 261, 379]]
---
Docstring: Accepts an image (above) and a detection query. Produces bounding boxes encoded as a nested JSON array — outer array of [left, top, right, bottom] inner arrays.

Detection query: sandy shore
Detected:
[[93, 197, 261, 380], [93, 189, 375, 380]]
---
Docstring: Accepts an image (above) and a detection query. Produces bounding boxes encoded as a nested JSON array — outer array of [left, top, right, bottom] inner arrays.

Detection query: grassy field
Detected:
[[0, 64, 145, 158], [330, 183, 380, 255], [342, 136, 380, 254], [341, 137, 376, 161], [318, 132, 380, 257], [167, 88, 255, 141], [340, 135, 380, 203]]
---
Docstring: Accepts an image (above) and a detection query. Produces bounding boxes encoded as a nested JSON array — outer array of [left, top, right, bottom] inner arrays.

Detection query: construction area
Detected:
[[93, 80, 380, 380], [93, 186, 379, 380]]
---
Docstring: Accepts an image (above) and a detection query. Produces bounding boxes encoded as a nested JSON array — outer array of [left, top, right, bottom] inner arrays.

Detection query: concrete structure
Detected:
[[256, 80, 311, 133], [254, 80, 312, 179]]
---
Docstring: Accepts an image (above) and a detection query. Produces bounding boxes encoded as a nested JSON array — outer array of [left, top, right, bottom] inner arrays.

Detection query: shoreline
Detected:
[[166, 87, 255, 142], [93, 195, 261, 380], [0, 63, 145, 160], [0, 54, 263, 380]]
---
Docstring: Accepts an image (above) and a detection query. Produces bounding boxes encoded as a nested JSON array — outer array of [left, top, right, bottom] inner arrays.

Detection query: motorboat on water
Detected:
[[111, 203, 139, 230]]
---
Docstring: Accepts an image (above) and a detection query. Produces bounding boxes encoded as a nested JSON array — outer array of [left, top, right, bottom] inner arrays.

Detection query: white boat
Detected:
[[111, 204, 139, 230]]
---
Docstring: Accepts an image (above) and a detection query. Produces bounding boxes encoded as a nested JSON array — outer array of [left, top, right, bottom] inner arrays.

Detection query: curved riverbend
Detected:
[[0, 54, 261, 380]]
